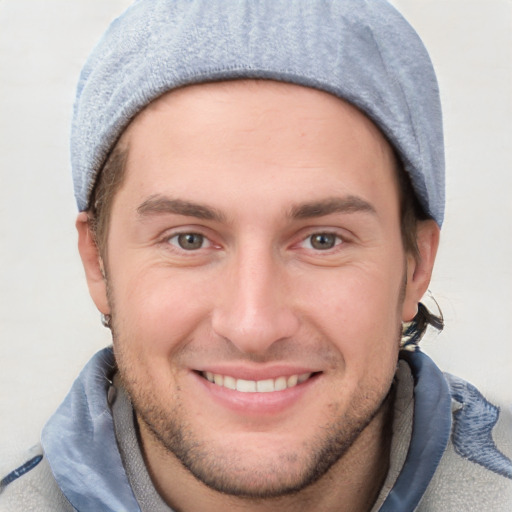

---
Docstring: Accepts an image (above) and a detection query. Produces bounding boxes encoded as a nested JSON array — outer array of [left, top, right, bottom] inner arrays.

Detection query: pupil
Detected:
[[178, 233, 203, 250], [311, 233, 335, 250]]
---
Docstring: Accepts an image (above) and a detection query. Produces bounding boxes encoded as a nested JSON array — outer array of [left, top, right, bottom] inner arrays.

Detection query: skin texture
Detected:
[[77, 80, 439, 512]]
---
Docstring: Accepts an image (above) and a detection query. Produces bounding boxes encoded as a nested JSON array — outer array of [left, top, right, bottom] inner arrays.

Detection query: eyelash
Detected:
[[161, 229, 346, 256]]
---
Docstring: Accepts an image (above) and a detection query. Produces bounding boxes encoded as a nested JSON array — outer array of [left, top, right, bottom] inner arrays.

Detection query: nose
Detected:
[[211, 246, 300, 355]]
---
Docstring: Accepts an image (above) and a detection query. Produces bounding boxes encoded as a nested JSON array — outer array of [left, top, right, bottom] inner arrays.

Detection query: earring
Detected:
[[101, 313, 112, 329]]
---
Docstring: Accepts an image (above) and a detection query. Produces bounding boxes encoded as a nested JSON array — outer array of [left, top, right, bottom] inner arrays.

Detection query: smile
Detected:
[[201, 371, 313, 393]]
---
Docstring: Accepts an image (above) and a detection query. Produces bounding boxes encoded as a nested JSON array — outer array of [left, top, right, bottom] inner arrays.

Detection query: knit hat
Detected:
[[71, 0, 445, 225]]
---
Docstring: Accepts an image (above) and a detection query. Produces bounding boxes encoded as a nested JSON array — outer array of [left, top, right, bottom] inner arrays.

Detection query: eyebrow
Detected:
[[290, 196, 376, 219], [136, 194, 375, 223], [137, 195, 226, 222]]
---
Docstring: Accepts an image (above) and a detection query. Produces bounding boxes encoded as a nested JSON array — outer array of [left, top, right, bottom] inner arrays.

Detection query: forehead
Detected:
[[115, 80, 399, 217], [127, 80, 391, 152]]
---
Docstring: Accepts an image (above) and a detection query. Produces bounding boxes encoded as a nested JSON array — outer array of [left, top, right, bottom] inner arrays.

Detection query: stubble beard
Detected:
[[106, 276, 403, 500], [113, 333, 397, 500], [135, 381, 393, 500]]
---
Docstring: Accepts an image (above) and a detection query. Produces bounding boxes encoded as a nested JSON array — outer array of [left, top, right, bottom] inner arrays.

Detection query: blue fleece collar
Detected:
[[42, 347, 451, 511], [379, 349, 452, 511], [42, 348, 141, 512]]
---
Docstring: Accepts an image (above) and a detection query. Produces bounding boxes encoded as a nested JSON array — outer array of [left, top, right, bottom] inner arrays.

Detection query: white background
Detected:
[[1, 0, 511, 456]]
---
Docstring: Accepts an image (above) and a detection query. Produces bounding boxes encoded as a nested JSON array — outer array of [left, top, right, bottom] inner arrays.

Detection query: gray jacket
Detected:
[[1, 347, 511, 511]]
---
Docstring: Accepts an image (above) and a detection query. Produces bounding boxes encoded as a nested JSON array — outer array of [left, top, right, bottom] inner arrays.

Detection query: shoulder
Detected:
[[0, 445, 74, 512], [445, 373, 512, 479], [418, 374, 512, 511]]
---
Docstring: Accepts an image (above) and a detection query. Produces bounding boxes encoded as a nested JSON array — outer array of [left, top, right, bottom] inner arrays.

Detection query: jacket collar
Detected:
[[42, 347, 141, 512], [42, 347, 451, 511], [379, 348, 452, 511]]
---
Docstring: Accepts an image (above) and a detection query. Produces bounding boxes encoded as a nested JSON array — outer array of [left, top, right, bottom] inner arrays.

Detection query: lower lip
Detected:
[[192, 372, 320, 416]]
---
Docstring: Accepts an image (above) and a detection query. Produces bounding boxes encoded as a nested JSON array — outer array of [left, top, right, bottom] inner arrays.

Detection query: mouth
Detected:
[[199, 371, 318, 393]]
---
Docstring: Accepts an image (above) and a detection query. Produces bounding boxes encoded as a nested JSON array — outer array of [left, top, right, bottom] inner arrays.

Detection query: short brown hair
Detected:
[[88, 146, 128, 258]]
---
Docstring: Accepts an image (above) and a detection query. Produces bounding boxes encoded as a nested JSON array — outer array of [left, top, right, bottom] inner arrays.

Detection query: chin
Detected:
[[130, 374, 392, 500]]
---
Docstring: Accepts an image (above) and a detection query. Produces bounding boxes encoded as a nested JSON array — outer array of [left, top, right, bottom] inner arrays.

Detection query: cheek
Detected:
[[109, 264, 211, 355], [295, 263, 403, 361]]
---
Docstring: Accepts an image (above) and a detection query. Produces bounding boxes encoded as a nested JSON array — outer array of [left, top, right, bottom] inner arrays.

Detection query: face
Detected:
[[79, 81, 436, 500]]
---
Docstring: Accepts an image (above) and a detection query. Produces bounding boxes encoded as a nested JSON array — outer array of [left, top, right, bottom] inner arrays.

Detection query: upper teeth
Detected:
[[203, 372, 312, 392]]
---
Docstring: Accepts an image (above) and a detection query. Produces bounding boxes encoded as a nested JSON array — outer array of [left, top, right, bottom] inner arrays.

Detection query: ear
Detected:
[[76, 212, 110, 315], [402, 219, 440, 322]]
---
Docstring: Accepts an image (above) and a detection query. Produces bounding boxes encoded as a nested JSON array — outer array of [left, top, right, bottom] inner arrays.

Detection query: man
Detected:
[[1, 0, 511, 510]]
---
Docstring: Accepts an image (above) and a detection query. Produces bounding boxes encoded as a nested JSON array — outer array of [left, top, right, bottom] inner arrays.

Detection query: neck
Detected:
[[138, 395, 393, 512]]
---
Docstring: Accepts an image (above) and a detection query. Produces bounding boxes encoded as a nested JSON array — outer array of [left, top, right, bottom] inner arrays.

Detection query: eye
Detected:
[[168, 233, 210, 251], [304, 233, 342, 251]]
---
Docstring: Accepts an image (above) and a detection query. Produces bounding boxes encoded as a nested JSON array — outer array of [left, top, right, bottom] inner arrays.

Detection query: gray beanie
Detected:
[[71, 0, 445, 226]]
